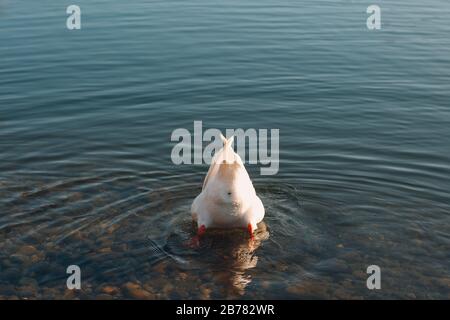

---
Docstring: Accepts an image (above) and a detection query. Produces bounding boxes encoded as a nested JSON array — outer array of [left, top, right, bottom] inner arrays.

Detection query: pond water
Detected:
[[0, 0, 449, 299]]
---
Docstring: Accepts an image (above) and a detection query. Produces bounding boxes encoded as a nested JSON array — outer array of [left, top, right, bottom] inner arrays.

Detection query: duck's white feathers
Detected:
[[191, 134, 265, 230]]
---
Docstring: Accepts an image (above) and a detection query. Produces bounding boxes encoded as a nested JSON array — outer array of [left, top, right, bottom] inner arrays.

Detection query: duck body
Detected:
[[191, 135, 265, 234]]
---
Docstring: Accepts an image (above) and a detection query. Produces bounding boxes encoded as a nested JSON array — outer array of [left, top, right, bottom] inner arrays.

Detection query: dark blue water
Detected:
[[1, 0, 449, 299]]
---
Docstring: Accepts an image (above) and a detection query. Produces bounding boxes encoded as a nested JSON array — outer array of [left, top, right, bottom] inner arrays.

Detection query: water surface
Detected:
[[1, 0, 450, 299]]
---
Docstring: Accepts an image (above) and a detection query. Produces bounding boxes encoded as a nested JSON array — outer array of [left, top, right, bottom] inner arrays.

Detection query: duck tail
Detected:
[[219, 134, 236, 163], [220, 134, 234, 148]]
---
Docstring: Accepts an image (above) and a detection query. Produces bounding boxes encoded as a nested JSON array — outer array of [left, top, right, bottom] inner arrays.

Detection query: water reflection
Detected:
[[195, 222, 270, 296]]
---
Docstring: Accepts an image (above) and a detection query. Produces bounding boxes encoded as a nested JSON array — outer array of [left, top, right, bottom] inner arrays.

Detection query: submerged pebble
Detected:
[[123, 282, 154, 299], [101, 285, 120, 295]]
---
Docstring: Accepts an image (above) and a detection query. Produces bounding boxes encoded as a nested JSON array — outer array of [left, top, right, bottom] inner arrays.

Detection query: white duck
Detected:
[[191, 134, 265, 238]]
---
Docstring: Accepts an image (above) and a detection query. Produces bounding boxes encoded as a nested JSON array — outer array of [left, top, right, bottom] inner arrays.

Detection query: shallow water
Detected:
[[1, 0, 450, 299]]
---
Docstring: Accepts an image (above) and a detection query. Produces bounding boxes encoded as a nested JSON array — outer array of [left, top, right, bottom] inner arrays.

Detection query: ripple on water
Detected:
[[0, 170, 449, 299]]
